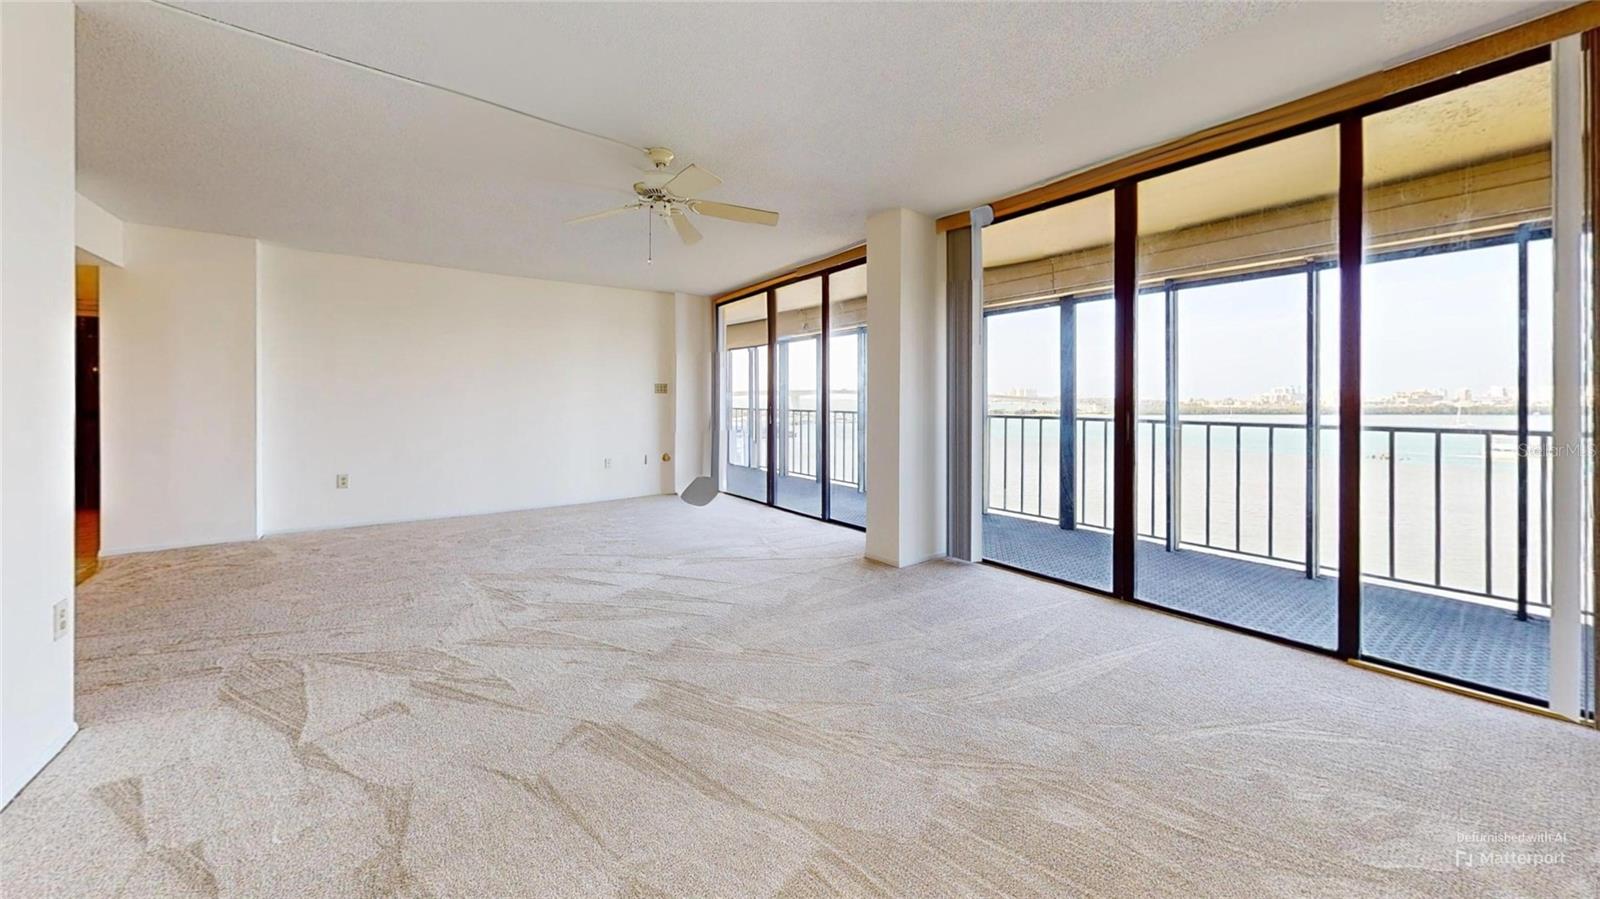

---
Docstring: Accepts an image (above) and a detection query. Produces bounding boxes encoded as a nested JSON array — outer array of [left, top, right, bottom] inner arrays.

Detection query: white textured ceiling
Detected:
[[77, 1, 1565, 296]]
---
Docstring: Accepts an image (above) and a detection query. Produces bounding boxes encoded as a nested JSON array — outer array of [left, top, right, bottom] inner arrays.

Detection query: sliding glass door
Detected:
[[714, 259, 868, 529], [775, 278, 823, 516], [1132, 127, 1341, 647], [1360, 60, 1554, 700], [958, 47, 1590, 710], [980, 191, 1115, 592], [718, 294, 768, 503], [828, 263, 869, 527]]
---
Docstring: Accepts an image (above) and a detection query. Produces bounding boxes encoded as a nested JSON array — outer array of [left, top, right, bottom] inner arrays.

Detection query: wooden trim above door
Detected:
[[711, 245, 866, 305]]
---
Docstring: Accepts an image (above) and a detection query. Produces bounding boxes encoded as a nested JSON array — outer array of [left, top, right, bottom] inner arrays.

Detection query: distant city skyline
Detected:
[[987, 383, 1549, 412]]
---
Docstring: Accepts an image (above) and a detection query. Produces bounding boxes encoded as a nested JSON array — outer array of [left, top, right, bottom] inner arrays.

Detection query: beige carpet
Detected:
[[3, 495, 1598, 897]]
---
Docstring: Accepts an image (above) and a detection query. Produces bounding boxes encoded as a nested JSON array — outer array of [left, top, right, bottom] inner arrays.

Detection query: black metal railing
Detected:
[[985, 413, 1554, 608], [830, 410, 862, 488], [986, 414, 1113, 524], [786, 409, 819, 479], [1361, 424, 1553, 607], [730, 407, 864, 488], [727, 406, 765, 470]]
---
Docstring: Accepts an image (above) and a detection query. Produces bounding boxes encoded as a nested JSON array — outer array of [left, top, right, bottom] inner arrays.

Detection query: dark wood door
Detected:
[[75, 316, 99, 510]]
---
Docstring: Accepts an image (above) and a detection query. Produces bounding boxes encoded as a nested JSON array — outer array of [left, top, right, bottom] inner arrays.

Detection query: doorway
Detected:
[[75, 264, 100, 583]]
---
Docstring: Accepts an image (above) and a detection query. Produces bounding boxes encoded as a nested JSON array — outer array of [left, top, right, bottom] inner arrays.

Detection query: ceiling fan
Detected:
[[567, 147, 779, 260]]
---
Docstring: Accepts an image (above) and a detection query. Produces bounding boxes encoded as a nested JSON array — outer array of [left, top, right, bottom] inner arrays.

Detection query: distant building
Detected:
[[1256, 385, 1304, 406], [1390, 388, 1447, 406]]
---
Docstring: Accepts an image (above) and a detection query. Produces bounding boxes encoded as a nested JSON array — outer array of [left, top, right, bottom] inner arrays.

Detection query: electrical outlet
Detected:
[[52, 597, 70, 641], [336, 474, 349, 489], [604, 458, 612, 469]]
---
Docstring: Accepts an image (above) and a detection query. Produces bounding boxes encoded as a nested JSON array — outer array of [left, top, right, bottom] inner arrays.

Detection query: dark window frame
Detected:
[[977, 47, 1557, 706], [713, 258, 868, 532]]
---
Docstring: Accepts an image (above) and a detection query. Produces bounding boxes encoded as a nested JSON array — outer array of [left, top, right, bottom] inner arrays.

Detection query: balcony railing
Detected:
[[986, 413, 1554, 609], [728, 406, 863, 488], [727, 406, 766, 469], [828, 410, 863, 488]]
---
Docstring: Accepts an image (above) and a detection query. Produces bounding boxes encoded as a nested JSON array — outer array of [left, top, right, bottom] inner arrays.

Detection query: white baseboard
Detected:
[[259, 492, 667, 539], [99, 534, 259, 557], [100, 493, 681, 556], [864, 549, 944, 568]]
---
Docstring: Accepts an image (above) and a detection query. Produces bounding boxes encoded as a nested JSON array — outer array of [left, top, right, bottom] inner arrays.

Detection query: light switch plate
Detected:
[[52, 597, 70, 641]]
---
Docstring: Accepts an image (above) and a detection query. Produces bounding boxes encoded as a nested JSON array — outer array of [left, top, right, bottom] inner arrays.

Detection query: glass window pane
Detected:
[[1134, 126, 1341, 648], [775, 277, 823, 517], [719, 294, 768, 503], [1361, 61, 1552, 700], [980, 191, 1115, 592], [828, 264, 868, 527]]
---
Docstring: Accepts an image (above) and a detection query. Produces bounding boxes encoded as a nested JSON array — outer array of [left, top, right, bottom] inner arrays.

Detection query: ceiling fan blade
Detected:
[[690, 200, 780, 227], [663, 164, 722, 199], [669, 211, 703, 246], [566, 204, 639, 225]]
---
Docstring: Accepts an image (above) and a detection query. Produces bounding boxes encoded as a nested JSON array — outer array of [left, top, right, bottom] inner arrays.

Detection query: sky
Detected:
[[984, 238, 1554, 406], [728, 327, 862, 410]]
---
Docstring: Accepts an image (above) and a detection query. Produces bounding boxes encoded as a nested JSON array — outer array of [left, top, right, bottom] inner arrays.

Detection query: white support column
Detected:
[[865, 209, 945, 566], [1549, 35, 1584, 720]]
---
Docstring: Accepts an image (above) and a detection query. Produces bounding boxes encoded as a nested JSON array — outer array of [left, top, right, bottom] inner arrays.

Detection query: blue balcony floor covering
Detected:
[[728, 466, 1583, 703]]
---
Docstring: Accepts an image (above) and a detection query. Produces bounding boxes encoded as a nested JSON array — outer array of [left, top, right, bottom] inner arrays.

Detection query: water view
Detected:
[[986, 411, 1555, 608]]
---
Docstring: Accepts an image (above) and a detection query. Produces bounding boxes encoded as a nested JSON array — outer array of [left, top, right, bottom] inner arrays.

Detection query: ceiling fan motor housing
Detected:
[[633, 183, 671, 203]]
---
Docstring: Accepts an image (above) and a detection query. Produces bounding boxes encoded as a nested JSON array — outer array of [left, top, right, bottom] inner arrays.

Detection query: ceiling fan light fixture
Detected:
[[567, 147, 780, 256]]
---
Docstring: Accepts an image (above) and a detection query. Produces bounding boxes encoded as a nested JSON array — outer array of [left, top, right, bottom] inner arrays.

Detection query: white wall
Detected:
[[865, 208, 945, 567], [673, 293, 712, 492], [100, 225, 259, 554], [75, 192, 124, 267], [0, 1, 77, 806], [258, 244, 675, 533]]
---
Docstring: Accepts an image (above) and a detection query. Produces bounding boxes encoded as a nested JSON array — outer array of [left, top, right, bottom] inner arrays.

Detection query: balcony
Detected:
[[729, 409, 1587, 702], [984, 412, 1578, 702], [726, 408, 866, 527]]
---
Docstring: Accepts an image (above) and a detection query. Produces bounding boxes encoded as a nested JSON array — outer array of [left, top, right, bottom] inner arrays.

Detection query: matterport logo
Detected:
[[1453, 831, 1569, 869]]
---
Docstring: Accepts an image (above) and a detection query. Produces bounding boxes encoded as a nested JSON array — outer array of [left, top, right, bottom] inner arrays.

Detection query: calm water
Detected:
[[987, 413, 1557, 602]]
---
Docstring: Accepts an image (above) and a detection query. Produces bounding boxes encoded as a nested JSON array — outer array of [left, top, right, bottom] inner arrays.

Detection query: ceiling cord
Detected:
[[147, 0, 647, 156]]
